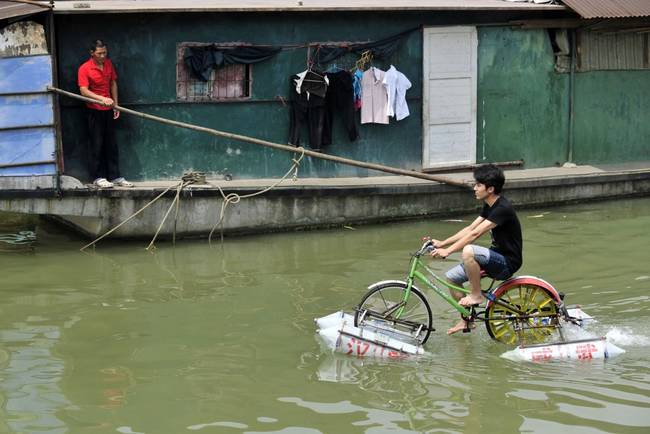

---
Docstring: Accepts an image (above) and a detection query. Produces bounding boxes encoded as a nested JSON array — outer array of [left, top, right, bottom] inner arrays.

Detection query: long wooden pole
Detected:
[[48, 86, 470, 188]]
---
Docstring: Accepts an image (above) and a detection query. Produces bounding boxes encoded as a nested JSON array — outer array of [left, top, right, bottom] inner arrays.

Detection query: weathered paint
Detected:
[[573, 70, 650, 164], [478, 27, 650, 168], [53, 12, 647, 181], [0, 55, 52, 93], [477, 27, 569, 167], [0, 128, 56, 162], [0, 21, 48, 58], [0, 94, 54, 127], [0, 54, 56, 176], [56, 12, 426, 181]]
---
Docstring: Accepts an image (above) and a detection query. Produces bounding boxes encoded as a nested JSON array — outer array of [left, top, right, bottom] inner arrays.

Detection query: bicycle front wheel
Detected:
[[354, 282, 433, 345], [485, 283, 559, 345]]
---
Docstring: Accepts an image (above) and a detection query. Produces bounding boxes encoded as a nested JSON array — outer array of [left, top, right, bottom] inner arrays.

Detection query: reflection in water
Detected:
[[0, 324, 69, 434]]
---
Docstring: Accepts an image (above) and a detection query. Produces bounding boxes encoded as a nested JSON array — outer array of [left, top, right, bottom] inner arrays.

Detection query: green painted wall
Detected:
[[573, 71, 650, 164], [477, 27, 569, 167], [55, 12, 647, 181], [477, 27, 650, 168], [56, 12, 425, 181]]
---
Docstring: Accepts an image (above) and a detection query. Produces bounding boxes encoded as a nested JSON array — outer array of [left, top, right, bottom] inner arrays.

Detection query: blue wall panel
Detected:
[[0, 128, 56, 163], [0, 128, 57, 176], [0, 94, 54, 129], [0, 55, 53, 94], [0, 55, 57, 176]]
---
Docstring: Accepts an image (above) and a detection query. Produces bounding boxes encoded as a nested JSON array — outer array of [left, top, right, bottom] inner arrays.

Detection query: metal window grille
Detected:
[[176, 43, 251, 101], [577, 30, 650, 71]]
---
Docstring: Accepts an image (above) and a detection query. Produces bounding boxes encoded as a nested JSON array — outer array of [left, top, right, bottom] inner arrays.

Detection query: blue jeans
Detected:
[[445, 245, 511, 284]]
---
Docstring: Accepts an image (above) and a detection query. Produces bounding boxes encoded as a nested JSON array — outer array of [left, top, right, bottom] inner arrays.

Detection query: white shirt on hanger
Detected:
[[383, 65, 412, 121]]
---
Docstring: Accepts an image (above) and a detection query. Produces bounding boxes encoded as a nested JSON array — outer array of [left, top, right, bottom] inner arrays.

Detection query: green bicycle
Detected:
[[354, 239, 570, 346]]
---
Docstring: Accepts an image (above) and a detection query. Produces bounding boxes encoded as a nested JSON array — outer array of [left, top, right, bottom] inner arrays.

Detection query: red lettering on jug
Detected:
[[530, 347, 553, 362], [576, 343, 597, 360], [346, 338, 355, 355], [346, 338, 369, 357]]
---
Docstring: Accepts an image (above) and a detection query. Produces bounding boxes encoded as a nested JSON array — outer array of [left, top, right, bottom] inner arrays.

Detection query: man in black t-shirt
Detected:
[[430, 164, 523, 335]]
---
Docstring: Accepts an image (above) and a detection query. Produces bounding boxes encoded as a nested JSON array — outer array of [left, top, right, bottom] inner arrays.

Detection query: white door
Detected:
[[423, 26, 477, 169]]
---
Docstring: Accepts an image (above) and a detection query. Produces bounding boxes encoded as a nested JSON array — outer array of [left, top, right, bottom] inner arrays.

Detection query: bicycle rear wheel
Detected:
[[354, 282, 433, 345], [485, 283, 559, 345]]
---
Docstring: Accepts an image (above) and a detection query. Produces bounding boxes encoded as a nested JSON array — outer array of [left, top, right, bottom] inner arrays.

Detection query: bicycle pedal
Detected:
[[462, 328, 472, 333]]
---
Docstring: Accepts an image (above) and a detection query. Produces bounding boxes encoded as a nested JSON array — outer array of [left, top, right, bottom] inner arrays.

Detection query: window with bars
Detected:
[[176, 43, 252, 101]]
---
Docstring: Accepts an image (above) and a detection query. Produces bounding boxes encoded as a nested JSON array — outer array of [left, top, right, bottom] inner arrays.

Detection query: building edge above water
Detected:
[[0, 164, 649, 240]]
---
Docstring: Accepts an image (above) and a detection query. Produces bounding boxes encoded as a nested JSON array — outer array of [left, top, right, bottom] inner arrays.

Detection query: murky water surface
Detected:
[[1, 198, 649, 433]]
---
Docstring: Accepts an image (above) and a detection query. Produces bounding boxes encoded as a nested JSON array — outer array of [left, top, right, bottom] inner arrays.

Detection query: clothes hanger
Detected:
[[354, 50, 374, 72]]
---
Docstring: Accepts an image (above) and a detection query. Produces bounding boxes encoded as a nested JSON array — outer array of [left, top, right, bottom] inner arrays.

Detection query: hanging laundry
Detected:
[[352, 69, 363, 111], [383, 65, 412, 121], [361, 67, 389, 125], [288, 72, 327, 151], [323, 70, 359, 146], [294, 69, 329, 99]]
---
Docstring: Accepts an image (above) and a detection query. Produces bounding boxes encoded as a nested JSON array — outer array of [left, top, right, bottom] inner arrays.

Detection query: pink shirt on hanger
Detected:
[[360, 67, 389, 124]]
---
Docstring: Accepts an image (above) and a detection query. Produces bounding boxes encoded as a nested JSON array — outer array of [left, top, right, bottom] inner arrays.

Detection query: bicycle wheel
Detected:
[[485, 283, 559, 345], [354, 282, 433, 345]]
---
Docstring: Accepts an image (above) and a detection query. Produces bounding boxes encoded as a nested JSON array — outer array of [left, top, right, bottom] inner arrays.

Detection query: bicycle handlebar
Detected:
[[418, 238, 436, 256]]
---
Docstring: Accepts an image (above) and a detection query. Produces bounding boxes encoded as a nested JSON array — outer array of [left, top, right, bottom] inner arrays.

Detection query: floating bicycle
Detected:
[[354, 239, 583, 346]]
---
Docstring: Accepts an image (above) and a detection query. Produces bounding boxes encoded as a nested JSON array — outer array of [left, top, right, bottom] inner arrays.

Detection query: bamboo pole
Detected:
[[48, 86, 470, 188]]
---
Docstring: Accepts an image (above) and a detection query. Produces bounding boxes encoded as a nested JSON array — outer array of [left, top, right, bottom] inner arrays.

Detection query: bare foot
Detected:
[[459, 294, 484, 306], [447, 319, 473, 335]]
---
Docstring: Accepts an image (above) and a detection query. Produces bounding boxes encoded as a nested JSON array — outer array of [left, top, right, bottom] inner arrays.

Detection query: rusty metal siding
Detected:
[[0, 1, 48, 20], [563, 0, 650, 19], [577, 30, 649, 71]]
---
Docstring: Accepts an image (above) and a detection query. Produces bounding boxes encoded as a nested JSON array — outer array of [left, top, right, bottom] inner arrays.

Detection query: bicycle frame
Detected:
[[357, 240, 569, 346], [401, 253, 474, 318], [397, 243, 542, 321]]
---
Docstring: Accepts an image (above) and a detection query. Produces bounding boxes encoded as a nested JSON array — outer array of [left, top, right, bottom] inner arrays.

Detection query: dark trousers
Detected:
[[323, 71, 359, 146], [87, 109, 120, 181], [288, 91, 326, 150]]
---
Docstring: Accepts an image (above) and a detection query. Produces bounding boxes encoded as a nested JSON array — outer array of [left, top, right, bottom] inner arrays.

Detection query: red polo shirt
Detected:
[[78, 57, 117, 110]]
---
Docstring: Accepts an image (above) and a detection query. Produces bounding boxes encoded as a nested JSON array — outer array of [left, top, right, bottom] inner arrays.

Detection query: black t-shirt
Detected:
[[480, 196, 523, 273]]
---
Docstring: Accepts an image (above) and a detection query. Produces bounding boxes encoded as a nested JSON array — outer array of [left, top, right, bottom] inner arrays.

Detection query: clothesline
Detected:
[[184, 27, 420, 81]]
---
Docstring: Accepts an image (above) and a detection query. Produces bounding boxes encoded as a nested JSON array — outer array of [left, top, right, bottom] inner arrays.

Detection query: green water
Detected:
[[1, 198, 649, 434]]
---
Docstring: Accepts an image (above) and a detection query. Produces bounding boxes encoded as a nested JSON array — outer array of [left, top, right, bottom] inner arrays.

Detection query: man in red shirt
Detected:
[[78, 40, 132, 188]]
